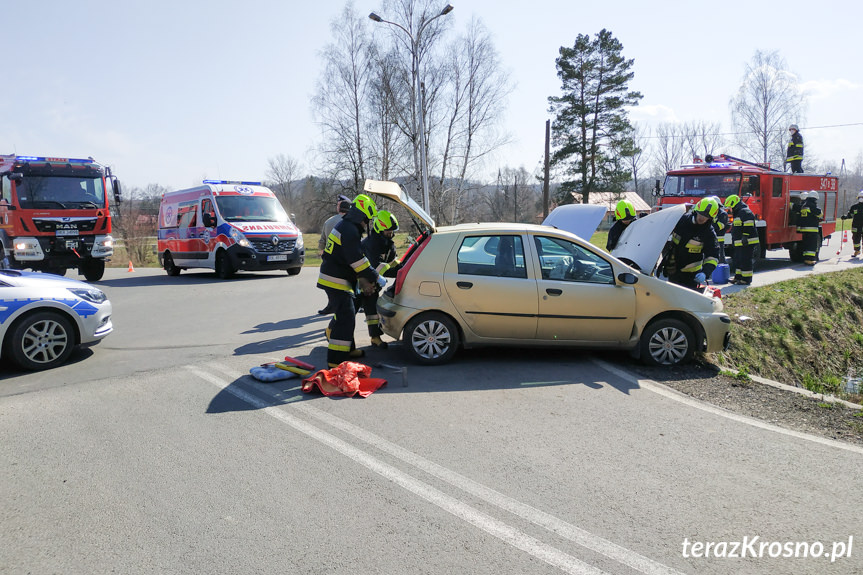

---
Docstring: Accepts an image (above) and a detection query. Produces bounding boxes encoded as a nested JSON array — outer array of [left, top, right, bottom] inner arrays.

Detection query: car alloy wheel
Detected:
[[9, 311, 75, 371], [641, 318, 694, 366], [404, 312, 459, 365]]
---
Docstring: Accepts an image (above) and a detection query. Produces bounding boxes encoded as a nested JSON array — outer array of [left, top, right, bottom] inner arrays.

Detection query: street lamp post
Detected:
[[369, 4, 454, 214]]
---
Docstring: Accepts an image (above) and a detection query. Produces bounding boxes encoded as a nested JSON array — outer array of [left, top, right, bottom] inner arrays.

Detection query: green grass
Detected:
[[716, 268, 863, 403]]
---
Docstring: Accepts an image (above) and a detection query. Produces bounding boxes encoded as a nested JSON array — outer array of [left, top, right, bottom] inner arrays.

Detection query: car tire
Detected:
[[403, 312, 460, 365], [7, 311, 76, 371], [79, 258, 105, 282], [215, 250, 235, 279], [640, 318, 694, 366], [163, 252, 181, 276], [287, 267, 301, 276]]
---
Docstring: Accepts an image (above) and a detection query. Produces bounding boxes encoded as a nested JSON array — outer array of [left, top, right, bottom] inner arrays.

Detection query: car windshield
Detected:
[[15, 175, 106, 209], [215, 196, 289, 223], [662, 174, 742, 199]]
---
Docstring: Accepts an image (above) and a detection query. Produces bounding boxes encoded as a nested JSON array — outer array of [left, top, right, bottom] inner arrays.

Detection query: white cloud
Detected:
[[800, 78, 862, 100], [629, 104, 679, 124]]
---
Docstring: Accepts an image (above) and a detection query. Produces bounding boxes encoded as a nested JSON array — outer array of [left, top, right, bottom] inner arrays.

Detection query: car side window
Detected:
[[457, 235, 527, 279], [534, 236, 613, 284]]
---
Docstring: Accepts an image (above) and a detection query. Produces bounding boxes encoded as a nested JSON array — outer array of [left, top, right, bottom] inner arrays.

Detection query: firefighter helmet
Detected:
[[373, 210, 399, 233], [724, 195, 741, 209], [353, 194, 377, 220], [789, 124, 799, 131], [694, 197, 719, 219], [614, 200, 636, 221]]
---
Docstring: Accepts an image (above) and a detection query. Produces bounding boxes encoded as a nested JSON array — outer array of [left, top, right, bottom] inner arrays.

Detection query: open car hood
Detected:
[[363, 179, 435, 233], [611, 204, 686, 274], [541, 204, 607, 240]]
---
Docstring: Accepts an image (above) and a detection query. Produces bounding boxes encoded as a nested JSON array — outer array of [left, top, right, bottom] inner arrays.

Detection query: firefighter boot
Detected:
[[370, 336, 389, 349], [855, 248, 860, 257], [349, 348, 366, 358]]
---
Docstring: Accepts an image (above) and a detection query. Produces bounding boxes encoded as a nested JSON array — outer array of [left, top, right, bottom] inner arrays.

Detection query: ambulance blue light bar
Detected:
[[203, 179, 262, 186], [16, 156, 94, 163]]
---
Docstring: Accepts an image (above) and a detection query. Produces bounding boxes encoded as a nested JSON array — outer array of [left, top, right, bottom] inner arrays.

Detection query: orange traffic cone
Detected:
[[127, 260, 135, 272]]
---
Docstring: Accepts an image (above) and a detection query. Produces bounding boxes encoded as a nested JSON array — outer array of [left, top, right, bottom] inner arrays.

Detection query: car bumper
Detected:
[[697, 312, 732, 353], [79, 301, 114, 345], [376, 294, 415, 340]]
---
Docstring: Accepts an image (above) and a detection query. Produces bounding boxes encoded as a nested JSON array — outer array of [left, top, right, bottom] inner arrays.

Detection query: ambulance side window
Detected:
[[178, 204, 197, 228], [201, 199, 215, 227]]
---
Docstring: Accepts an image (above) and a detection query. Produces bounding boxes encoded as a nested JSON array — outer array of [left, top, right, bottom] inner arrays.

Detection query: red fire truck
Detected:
[[656, 154, 838, 262], [0, 155, 121, 281]]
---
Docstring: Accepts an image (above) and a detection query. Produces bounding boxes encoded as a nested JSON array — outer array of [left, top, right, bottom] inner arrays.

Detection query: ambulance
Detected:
[[157, 181, 304, 278]]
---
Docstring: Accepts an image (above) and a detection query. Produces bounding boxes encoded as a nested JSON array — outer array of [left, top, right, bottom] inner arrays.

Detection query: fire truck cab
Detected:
[[0, 155, 121, 281], [656, 154, 838, 262]]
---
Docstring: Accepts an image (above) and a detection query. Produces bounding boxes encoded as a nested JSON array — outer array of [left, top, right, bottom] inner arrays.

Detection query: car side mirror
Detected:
[[9, 172, 23, 183], [617, 272, 638, 285], [203, 212, 215, 227]]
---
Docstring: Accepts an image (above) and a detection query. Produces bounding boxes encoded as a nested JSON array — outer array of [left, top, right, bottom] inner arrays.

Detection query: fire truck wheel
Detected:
[[80, 258, 105, 282], [7, 311, 76, 371], [640, 318, 694, 366], [163, 252, 181, 276], [215, 250, 235, 279], [45, 267, 67, 277]]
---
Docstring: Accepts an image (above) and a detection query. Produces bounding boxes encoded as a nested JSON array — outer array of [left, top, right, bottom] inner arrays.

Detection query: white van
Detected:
[[156, 180, 304, 278]]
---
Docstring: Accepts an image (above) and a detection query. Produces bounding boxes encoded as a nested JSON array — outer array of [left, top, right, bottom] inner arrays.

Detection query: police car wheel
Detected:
[[640, 318, 694, 366], [404, 312, 459, 365], [8, 311, 76, 371]]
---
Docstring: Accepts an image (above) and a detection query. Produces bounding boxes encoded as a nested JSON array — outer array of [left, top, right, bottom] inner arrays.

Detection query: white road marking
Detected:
[[595, 359, 863, 456], [188, 365, 611, 575], [205, 363, 687, 575]]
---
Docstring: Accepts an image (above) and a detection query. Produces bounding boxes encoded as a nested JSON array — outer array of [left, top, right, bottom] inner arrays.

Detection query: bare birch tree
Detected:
[[653, 122, 687, 173], [730, 50, 806, 166], [265, 154, 300, 213]]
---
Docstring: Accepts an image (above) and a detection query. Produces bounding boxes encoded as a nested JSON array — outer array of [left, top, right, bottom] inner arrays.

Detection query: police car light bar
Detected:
[[16, 156, 94, 163], [203, 179, 262, 186]]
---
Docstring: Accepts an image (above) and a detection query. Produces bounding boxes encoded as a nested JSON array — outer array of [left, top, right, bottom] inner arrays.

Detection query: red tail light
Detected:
[[394, 234, 429, 295]]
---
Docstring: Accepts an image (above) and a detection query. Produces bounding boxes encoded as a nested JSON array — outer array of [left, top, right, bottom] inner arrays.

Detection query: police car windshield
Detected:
[[216, 195, 289, 223], [15, 175, 106, 209], [662, 174, 742, 198]]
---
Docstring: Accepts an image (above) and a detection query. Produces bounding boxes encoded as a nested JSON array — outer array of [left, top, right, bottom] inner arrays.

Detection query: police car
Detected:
[[0, 269, 113, 370]]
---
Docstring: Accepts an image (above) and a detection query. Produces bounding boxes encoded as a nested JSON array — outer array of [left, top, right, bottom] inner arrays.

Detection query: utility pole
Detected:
[[543, 120, 550, 218]]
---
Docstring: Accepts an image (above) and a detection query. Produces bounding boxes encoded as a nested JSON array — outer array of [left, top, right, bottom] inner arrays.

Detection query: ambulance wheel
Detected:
[[80, 258, 105, 282], [7, 310, 76, 371], [215, 250, 235, 279], [287, 267, 301, 276], [163, 252, 181, 276], [640, 318, 694, 366], [403, 312, 460, 365]]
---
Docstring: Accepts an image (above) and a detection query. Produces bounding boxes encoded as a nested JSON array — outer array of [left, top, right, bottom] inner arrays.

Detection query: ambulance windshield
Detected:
[[216, 195, 290, 223], [662, 174, 741, 199], [15, 175, 106, 209]]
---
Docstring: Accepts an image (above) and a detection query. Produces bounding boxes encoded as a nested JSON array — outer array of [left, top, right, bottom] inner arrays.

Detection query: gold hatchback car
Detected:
[[364, 180, 731, 366]]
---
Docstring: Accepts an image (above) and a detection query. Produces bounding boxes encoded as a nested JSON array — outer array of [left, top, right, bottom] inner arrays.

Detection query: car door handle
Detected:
[[546, 288, 563, 296], [456, 281, 473, 289]]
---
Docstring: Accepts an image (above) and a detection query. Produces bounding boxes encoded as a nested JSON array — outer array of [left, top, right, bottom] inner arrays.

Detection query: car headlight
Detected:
[[295, 232, 304, 249], [229, 228, 251, 248], [68, 287, 108, 304]]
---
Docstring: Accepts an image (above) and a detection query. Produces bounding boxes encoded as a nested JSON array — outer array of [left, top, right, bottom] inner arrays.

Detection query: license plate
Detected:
[[56, 229, 79, 237], [267, 254, 288, 262], [65, 240, 78, 249]]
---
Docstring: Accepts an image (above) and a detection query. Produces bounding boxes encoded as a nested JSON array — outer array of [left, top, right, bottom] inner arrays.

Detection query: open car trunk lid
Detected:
[[363, 179, 435, 234], [541, 204, 607, 240]]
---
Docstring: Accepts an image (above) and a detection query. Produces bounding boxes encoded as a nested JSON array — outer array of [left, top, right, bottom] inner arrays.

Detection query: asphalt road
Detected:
[[2, 252, 862, 575]]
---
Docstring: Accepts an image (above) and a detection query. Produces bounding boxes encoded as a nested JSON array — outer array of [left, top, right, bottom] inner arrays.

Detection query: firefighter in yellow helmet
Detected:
[[725, 194, 758, 285], [660, 198, 720, 291], [606, 200, 636, 251], [708, 195, 729, 264], [317, 194, 385, 367], [359, 210, 400, 349]]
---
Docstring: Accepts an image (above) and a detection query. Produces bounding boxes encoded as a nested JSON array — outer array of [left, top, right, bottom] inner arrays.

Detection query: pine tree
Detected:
[[548, 29, 642, 205]]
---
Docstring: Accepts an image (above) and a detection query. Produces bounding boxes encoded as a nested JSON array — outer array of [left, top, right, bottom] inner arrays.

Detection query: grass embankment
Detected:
[[716, 268, 863, 404]]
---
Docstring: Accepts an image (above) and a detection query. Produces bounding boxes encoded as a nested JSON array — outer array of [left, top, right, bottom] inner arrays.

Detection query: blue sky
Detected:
[[3, 0, 860, 190]]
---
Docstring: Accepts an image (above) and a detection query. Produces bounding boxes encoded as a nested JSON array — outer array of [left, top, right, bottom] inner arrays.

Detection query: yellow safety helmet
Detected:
[[724, 195, 741, 209], [373, 210, 399, 234], [353, 194, 377, 220], [614, 200, 636, 221], [694, 197, 719, 219]]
